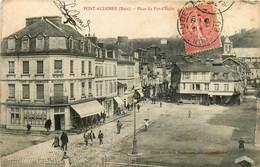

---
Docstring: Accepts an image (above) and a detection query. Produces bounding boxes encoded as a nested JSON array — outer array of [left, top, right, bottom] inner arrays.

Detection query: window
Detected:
[[193, 72, 197, 80], [213, 73, 218, 79], [88, 41, 91, 52], [110, 81, 113, 94], [113, 65, 116, 76], [223, 73, 228, 80], [224, 84, 229, 91], [100, 83, 103, 96], [8, 37, 15, 50], [88, 61, 92, 74], [70, 83, 74, 98], [196, 84, 200, 90], [82, 61, 85, 74], [23, 61, 29, 74], [36, 84, 44, 99], [191, 84, 195, 90], [37, 61, 43, 74], [22, 84, 30, 99], [11, 108, 19, 124], [21, 36, 30, 51], [183, 83, 185, 90], [89, 81, 92, 94], [69, 39, 74, 50], [36, 36, 44, 50], [54, 60, 62, 73], [70, 60, 74, 73], [9, 61, 15, 73], [82, 82, 85, 97], [80, 41, 84, 51], [96, 83, 99, 97], [214, 84, 219, 91], [114, 81, 117, 93], [205, 84, 209, 91], [8, 84, 15, 98], [184, 72, 190, 80], [24, 110, 47, 125]]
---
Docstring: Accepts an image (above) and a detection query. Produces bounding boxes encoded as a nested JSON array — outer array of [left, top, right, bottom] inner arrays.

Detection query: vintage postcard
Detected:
[[0, 0, 260, 166]]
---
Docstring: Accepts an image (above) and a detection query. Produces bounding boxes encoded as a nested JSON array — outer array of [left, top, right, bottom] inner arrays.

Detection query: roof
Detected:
[[177, 62, 212, 72], [233, 48, 260, 58], [235, 156, 255, 165], [6, 18, 85, 40], [224, 37, 231, 43], [211, 66, 237, 81]]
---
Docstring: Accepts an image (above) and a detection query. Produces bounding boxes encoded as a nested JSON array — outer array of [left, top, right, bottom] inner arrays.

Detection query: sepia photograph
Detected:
[[0, 0, 260, 166]]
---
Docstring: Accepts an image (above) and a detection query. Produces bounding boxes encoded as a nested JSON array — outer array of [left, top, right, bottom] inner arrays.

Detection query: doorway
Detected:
[[55, 114, 65, 130]]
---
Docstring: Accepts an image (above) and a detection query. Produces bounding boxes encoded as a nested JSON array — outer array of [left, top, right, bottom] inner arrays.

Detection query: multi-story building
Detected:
[[171, 62, 212, 104], [0, 16, 105, 131], [95, 43, 119, 117], [209, 66, 239, 104]]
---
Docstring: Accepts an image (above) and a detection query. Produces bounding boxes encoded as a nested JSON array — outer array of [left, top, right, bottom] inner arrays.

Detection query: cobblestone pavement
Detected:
[[1, 101, 169, 167]]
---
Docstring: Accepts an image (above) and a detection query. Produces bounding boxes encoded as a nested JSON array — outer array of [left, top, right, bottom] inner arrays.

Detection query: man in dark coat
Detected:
[[98, 130, 104, 145], [27, 124, 31, 134], [117, 120, 122, 134], [239, 137, 245, 151], [137, 104, 140, 112], [61, 131, 68, 151], [89, 130, 96, 145], [127, 104, 130, 111]]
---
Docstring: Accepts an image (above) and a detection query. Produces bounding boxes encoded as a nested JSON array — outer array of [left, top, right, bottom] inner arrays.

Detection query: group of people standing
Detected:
[[84, 130, 104, 145], [52, 131, 69, 151]]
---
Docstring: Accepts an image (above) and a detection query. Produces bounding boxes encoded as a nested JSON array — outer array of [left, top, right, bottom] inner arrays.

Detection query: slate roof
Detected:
[[233, 48, 260, 58], [6, 17, 85, 40], [211, 66, 237, 81], [177, 62, 212, 72]]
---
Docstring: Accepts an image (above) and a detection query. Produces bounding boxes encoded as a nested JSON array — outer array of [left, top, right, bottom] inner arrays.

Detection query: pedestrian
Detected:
[[61, 131, 68, 151], [103, 112, 106, 123], [239, 137, 245, 151], [98, 130, 104, 145], [83, 130, 89, 146], [52, 133, 60, 147], [137, 104, 140, 112], [61, 152, 71, 167], [127, 104, 130, 111], [188, 110, 191, 118], [238, 98, 240, 105], [117, 120, 122, 134], [160, 101, 162, 107], [97, 114, 101, 125], [89, 130, 96, 145], [27, 124, 31, 134]]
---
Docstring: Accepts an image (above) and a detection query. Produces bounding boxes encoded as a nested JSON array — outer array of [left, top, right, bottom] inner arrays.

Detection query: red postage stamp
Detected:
[[178, 3, 222, 54]]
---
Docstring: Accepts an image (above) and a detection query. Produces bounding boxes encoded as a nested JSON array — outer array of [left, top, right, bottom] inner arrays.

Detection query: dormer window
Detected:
[[7, 37, 16, 51], [80, 40, 84, 52], [223, 73, 228, 80], [36, 35, 44, 50], [21, 36, 30, 51], [87, 41, 91, 52], [69, 38, 74, 50]]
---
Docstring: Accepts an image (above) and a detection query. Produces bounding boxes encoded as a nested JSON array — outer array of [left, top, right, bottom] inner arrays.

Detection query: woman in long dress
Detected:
[[52, 133, 60, 147], [61, 152, 71, 167]]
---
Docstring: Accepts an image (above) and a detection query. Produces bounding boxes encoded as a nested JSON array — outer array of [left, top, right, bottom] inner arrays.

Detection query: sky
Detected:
[[1, 0, 260, 39]]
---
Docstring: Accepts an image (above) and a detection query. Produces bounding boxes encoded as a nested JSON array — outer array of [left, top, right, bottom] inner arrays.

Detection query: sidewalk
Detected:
[[1, 100, 168, 167]]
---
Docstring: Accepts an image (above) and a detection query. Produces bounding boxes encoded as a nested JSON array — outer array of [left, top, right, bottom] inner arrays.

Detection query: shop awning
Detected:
[[208, 92, 233, 96], [114, 97, 124, 106], [70, 100, 104, 118], [137, 90, 144, 97]]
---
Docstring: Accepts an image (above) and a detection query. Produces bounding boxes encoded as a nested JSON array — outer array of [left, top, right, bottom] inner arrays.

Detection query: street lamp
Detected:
[[132, 89, 138, 154]]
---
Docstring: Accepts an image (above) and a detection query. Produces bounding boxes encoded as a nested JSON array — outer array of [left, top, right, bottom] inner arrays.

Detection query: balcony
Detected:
[[50, 96, 68, 104]]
